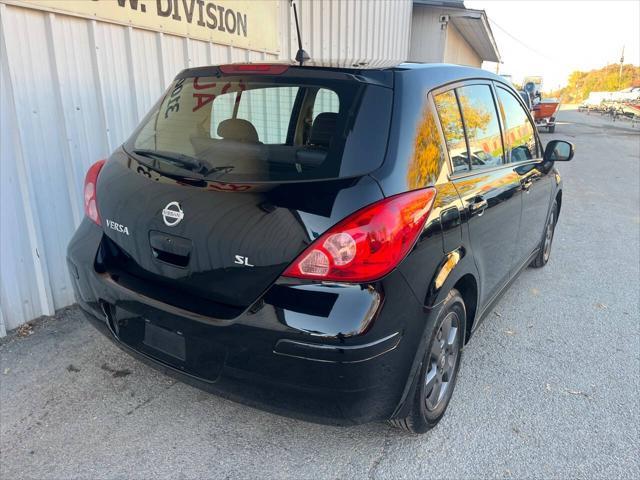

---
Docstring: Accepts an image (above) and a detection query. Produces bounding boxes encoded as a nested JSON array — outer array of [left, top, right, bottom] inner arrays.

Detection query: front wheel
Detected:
[[389, 289, 465, 434], [530, 201, 557, 268]]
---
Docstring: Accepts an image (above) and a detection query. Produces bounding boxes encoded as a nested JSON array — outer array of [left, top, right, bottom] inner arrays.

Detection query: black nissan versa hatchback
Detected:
[[67, 63, 574, 433]]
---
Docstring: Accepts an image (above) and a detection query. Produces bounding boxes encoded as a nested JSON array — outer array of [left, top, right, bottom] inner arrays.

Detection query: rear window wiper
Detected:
[[133, 149, 204, 172], [133, 149, 236, 181]]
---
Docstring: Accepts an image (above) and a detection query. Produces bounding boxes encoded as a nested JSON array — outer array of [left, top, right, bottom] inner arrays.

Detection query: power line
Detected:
[[488, 18, 559, 64]]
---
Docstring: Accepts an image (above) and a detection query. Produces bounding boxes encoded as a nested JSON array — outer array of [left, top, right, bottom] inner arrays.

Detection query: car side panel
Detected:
[[493, 82, 557, 266], [451, 168, 522, 307], [513, 160, 554, 262]]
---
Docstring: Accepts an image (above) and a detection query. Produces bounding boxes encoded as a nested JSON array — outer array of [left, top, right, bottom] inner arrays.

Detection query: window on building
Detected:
[[496, 87, 538, 162], [456, 84, 504, 170]]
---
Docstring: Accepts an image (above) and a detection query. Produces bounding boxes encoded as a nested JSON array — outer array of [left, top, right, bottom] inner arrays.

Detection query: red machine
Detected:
[[532, 99, 561, 133]]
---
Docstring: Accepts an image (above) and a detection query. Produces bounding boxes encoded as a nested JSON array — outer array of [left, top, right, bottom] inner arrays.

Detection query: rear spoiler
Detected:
[[175, 64, 394, 88]]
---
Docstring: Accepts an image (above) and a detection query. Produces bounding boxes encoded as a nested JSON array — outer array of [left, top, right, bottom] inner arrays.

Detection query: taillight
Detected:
[[219, 64, 289, 75], [83, 159, 106, 225], [283, 188, 437, 283]]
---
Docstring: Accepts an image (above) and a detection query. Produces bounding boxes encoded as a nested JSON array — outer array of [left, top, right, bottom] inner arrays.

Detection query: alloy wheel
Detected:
[[424, 311, 461, 411]]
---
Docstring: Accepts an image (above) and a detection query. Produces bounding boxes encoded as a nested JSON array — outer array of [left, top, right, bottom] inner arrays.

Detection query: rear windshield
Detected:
[[126, 74, 392, 182]]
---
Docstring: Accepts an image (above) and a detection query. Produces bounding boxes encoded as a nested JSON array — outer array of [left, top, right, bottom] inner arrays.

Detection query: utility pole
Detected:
[[619, 45, 625, 90]]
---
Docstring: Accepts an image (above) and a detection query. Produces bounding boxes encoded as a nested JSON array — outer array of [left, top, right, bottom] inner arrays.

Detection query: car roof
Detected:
[[392, 62, 509, 86]]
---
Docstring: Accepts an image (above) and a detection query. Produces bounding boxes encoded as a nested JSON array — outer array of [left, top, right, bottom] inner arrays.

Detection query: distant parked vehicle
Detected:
[[519, 90, 533, 111], [533, 98, 561, 132]]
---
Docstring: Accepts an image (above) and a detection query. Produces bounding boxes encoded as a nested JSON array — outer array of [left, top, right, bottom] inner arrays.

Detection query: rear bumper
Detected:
[[535, 116, 556, 126], [67, 220, 430, 425]]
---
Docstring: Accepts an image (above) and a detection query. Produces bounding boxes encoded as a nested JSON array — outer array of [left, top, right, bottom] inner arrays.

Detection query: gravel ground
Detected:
[[1, 108, 639, 479]]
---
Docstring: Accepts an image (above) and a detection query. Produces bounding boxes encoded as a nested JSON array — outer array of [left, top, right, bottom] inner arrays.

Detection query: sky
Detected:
[[466, 0, 640, 90]]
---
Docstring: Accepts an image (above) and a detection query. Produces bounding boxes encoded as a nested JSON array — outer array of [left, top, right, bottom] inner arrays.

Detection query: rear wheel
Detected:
[[531, 201, 557, 268], [548, 125, 555, 133], [389, 289, 465, 434]]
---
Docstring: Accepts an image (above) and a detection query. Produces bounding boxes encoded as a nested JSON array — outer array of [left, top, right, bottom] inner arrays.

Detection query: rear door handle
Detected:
[[468, 197, 488, 216]]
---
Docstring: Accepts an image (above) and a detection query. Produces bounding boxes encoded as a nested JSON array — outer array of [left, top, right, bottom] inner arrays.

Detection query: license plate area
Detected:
[[109, 306, 226, 382], [143, 321, 186, 361]]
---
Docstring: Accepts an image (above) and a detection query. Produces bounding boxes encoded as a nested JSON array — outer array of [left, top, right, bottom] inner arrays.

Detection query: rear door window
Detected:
[[434, 90, 470, 173], [456, 84, 504, 170], [496, 87, 539, 162], [128, 75, 391, 182]]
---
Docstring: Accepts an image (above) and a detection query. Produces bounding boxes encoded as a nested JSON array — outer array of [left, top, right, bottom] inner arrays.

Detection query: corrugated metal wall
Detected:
[[281, 0, 412, 67], [0, 0, 412, 335]]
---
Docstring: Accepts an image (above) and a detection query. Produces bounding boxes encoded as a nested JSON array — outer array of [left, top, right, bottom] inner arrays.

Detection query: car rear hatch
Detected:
[[93, 64, 393, 319]]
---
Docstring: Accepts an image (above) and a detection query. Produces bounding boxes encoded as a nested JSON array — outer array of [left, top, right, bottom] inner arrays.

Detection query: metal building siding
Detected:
[[0, 0, 411, 334], [281, 0, 412, 68], [2, 6, 79, 314], [1, 4, 57, 330], [1, 39, 50, 329]]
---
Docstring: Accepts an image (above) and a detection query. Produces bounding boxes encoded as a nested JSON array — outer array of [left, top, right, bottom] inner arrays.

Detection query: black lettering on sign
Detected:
[[157, 0, 171, 17], [117, 0, 140, 9], [237, 12, 247, 37], [216, 5, 225, 32], [224, 8, 236, 34], [171, 0, 182, 20], [196, 0, 206, 27], [116, 0, 249, 38], [205, 3, 217, 29], [182, 0, 195, 23]]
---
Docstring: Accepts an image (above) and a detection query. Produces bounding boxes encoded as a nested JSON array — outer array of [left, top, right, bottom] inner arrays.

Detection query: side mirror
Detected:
[[544, 140, 574, 162]]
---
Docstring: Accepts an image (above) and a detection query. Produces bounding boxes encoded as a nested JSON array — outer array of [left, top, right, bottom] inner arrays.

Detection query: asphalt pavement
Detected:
[[1, 108, 639, 479]]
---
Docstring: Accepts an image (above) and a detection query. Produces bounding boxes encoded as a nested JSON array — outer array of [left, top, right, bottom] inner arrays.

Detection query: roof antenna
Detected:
[[290, 1, 310, 66]]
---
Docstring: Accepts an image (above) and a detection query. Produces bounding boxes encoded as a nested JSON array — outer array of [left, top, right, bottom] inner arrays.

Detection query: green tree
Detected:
[[545, 64, 640, 102]]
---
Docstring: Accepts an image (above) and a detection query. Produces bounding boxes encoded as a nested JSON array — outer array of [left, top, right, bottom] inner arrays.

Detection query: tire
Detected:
[[548, 125, 555, 133], [389, 289, 466, 434], [530, 200, 557, 268]]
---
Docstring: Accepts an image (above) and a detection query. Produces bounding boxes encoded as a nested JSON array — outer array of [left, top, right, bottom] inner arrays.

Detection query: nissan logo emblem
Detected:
[[162, 201, 184, 227]]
